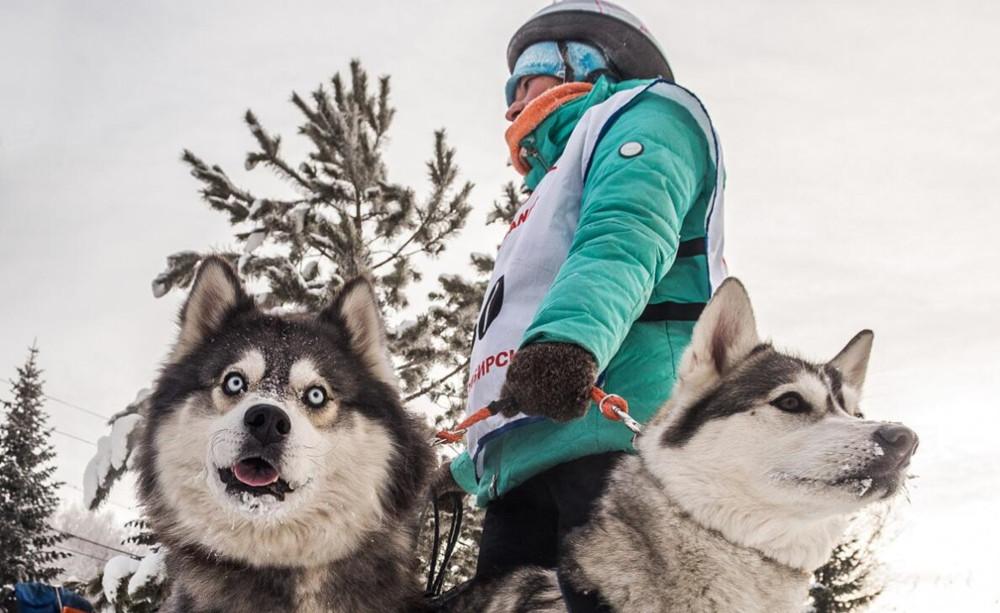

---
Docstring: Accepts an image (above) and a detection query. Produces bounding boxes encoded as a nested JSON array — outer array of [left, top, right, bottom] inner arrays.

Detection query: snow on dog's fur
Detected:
[[135, 257, 434, 613], [451, 278, 918, 612]]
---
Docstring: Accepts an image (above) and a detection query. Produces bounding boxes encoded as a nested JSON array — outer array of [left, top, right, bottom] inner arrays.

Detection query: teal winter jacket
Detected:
[[452, 77, 719, 506]]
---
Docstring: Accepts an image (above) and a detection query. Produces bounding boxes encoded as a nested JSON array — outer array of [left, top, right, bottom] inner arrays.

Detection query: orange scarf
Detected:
[[505, 82, 593, 176]]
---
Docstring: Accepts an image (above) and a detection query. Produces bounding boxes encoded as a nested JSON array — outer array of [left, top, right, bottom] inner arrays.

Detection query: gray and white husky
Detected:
[[135, 257, 434, 613], [449, 278, 918, 613]]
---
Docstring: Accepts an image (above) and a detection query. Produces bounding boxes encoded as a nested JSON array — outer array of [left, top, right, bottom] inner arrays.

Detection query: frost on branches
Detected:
[[87, 548, 166, 613], [82, 389, 148, 511]]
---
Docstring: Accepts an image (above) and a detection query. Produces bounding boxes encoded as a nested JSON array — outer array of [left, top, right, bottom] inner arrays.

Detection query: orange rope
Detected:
[[433, 386, 634, 445], [591, 386, 629, 421]]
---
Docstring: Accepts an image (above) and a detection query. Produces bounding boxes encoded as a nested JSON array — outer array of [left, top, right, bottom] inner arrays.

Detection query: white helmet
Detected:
[[507, 1, 674, 83]]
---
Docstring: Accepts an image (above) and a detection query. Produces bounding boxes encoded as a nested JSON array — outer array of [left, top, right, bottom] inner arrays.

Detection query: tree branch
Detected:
[[403, 361, 468, 403]]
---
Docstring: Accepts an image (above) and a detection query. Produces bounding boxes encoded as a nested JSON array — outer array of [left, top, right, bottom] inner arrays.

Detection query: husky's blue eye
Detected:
[[222, 372, 246, 396], [772, 392, 808, 413], [304, 386, 327, 409]]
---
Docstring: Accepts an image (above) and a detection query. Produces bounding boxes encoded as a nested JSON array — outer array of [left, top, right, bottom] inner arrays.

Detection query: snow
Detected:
[[109, 413, 142, 470], [127, 549, 166, 597], [82, 435, 112, 508], [243, 230, 266, 254], [332, 178, 357, 199], [234, 490, 283, 515], [81, 459, 99, 509], [102, 555, 140, 603], [265, 303, 307, 317], [390, 318, 418, 337], [150, 279, 169, 298], [289, 203, 309, 233], [247, 198, 264, 217], [131, 388, 152, 406]]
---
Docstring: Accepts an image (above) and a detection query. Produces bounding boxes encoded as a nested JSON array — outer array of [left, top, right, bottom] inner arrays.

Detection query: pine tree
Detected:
[[809, 509, 888, 612], [84, 59, 495, 602], [160, 58, 478, 418], [0, 345, 66, 594], [86, 60, 482, 504]]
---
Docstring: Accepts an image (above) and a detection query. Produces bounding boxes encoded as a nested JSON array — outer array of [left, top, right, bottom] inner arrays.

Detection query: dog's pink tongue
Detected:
[[232, 459, 279, 487]]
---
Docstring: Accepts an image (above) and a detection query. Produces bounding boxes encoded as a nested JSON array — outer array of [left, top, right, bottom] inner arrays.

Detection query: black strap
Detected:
[[676, 237, 707, 258], [636, 238, 708, 322], [638, 301, 706, 322], [424, 494, 464, 598]]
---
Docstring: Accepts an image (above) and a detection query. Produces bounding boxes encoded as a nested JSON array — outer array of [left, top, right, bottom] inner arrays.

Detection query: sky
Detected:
[[1, 0, 999, 609]]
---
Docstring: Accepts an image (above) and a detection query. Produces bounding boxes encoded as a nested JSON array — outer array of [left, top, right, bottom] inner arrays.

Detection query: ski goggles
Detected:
[[505, 40, 612, 106]]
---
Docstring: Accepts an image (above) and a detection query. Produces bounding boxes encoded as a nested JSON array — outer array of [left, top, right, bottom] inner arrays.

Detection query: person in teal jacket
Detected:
[[445, 2, 727, 610]]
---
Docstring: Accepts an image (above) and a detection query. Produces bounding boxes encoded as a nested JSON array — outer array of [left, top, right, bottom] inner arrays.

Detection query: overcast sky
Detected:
[[1, 0, 998, 608]]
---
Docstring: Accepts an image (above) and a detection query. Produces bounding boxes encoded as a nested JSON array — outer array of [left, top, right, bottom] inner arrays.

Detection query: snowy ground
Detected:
[[830, 362, 1000, 611]]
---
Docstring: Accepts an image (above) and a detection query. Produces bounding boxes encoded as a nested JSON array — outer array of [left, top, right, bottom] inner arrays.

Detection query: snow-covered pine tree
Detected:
[[809, 509, 889, 612], [0, 345, 66, 595]]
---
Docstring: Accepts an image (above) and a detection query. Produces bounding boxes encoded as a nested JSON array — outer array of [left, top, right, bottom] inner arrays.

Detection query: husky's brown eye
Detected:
[[772, 392, 808, 413], [222, 372, 246, 396], [303, 386, 327, 409]]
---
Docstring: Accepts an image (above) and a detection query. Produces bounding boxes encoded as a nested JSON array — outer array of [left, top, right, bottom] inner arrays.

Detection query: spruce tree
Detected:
[[809, 509, 888, 612], [0, 345, 65, 593]]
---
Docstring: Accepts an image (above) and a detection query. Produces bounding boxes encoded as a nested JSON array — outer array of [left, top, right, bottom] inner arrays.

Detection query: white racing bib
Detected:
[[465, 81, 726, 476]]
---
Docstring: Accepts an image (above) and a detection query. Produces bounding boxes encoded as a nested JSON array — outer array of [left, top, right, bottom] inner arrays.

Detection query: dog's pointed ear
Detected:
[[829, 330, 874, 390], [173, 256, 252, 360], [321, 277, 396, 388], [678, 278, 760, 380]]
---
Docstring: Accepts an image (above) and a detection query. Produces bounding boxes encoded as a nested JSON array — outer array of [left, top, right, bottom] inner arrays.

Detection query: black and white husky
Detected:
[[448, 279, 918, 613], [135, 257, 434, 612]]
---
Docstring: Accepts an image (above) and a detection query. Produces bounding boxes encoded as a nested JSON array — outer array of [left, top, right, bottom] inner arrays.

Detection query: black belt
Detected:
[[676, 237, 706, 258], [637, 237, 708, 322], [638, 301, 705, 322]]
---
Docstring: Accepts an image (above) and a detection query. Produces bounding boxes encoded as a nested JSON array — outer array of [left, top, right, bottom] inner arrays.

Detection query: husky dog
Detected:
[[446, 278, 918, 613], [135, 257, 434, 613]]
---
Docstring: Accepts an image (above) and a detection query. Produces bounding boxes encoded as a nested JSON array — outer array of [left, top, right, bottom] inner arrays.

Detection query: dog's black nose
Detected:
[[244, 404, 291, 446], [873, 424, 919, 459]]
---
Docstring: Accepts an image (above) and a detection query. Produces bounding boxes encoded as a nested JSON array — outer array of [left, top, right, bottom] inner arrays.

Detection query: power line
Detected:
[[52, 429, 97, 447], [54, 544, 110, 563], [55, 529, 140, 559], [61, 483, 136, 512], [43, 392, 113, 422], [5, 377, 115, 421]]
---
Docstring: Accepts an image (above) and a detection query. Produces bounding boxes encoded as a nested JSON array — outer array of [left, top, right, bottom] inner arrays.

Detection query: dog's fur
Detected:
[[135, 257, 434, 612], [446, 278, 918, 612]]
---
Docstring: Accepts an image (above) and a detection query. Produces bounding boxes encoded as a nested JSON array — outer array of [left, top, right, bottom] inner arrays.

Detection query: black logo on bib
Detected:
[[477, 275, 505, 341]]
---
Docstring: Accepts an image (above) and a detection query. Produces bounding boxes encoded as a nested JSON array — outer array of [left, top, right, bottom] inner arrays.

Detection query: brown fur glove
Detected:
[[499, 342, 597, 422]]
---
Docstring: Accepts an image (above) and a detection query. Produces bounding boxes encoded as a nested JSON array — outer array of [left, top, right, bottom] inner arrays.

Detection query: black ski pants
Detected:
[[475, 451, 623, 613]]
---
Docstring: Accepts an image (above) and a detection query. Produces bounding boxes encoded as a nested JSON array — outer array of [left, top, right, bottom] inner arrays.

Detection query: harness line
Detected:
[[432, 385, 642, 447]]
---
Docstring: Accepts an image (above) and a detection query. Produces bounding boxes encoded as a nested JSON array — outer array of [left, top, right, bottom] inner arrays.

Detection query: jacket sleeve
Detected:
[[520, 94, 712, 370]]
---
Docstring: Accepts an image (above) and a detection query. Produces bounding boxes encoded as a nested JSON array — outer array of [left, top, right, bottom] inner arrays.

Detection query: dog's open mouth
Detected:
[[218, 457, 294, 501]]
